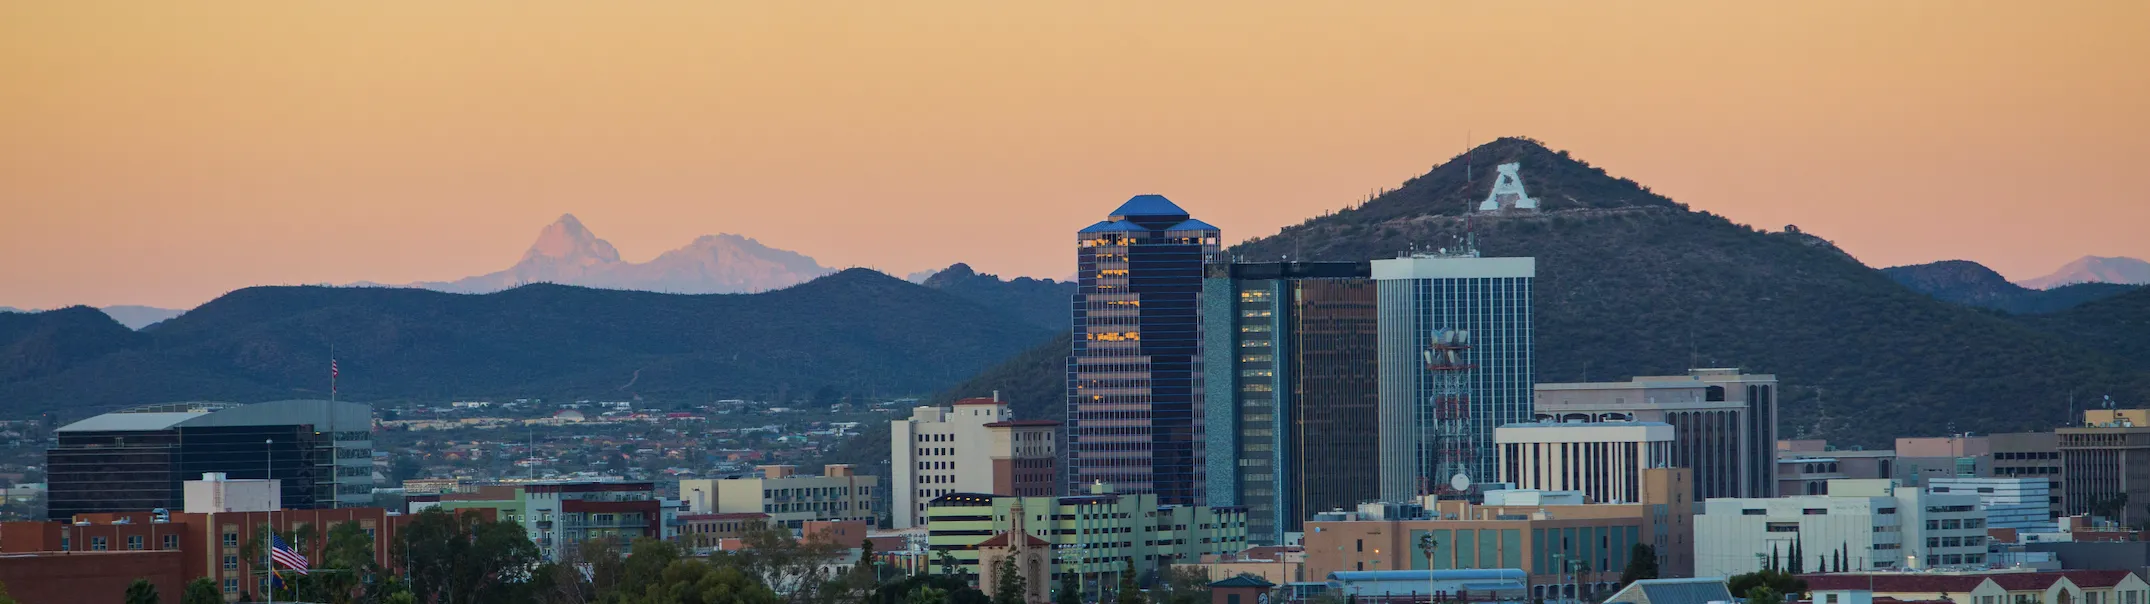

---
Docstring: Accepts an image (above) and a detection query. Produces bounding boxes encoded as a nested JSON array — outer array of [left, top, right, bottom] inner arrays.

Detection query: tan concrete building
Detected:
[[681, 464, 878, 530], [1535, 369, 1778, 500], [891, 397, 1059, 528], [1991, 431, 2062, 520], [2058, 412, 2150, 525], [1305, 467, 1693, 601]]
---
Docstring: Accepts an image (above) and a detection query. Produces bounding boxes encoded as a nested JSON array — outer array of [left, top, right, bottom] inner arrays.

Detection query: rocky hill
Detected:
[[917, 263, 1073, 331], [1883, 260, 2139, 314], [903, 138, 2150, 450], [0, 269, 1054, 420]]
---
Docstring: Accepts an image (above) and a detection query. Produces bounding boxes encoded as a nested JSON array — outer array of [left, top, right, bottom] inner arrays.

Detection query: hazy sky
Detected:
[[4, 2, 2146, 309]]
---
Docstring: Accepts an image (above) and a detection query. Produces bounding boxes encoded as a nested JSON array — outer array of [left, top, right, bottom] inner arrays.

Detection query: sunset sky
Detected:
[[4, 2, 2146, 309]]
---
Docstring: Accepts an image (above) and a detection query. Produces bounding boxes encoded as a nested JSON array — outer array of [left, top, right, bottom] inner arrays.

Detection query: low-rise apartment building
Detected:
[[923, 483, 1248, 591], [1696, 478, 1985, 577], [682, 464, 878, 530]]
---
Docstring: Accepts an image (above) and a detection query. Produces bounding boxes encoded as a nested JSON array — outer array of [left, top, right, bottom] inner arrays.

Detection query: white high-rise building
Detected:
[[1696, 479, 1986, 577], [1495, 421, 1673, 503], [890, 396, 1059, 528], [1373, 253, 1535, 501]]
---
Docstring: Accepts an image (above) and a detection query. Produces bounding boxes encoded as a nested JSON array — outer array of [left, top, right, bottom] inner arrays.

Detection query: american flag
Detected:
[[270, 534, 309, 575], [331, 358, 339, 379]]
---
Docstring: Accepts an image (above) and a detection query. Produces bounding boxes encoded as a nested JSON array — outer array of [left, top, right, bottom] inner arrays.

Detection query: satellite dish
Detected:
[[1450, 473, 1472, 492]]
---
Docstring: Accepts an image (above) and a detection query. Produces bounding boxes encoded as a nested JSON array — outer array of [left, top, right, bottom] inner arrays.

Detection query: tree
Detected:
[[1746, 586, 1783, 604], [1789, 541, 1804, 575], [392, 454, 426, 483], [1619, 543, 1660, 586], [394, 507, 542, 604], [706, 524, 848, 603], [1115, 559, 1144, 604], [315, 520, 379, 604], [1729, 569, 1807, 601], [909, 586, 952, 604], [1056, 571, 1081, 604], [0, 581, 16, 604], [993, 557, 1028, 604], [183, 578, 224, 604], [125, 579, 160, 604], [845, 538, 883, 601], [1156, 565, 1213, 604]]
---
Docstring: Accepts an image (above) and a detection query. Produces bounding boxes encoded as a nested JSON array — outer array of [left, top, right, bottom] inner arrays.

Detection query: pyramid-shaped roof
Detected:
[[1164, 218, 1218, 232], [1108, 194, 1189, 220], [1078, 220, 1149, 234]]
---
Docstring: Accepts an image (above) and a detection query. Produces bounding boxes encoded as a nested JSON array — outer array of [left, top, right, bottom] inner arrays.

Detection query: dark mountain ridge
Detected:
[[917, 263, 1074, 331], [1882, 260, 2138, 314], [0, 269, 1055, 420]]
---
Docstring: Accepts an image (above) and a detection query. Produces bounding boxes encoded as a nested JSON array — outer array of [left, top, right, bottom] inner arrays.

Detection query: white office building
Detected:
[[1373, 253, 1536, 501], [1928, 477, 2053, 530], [889, 396, 1058, 529], [1496, 421, 1673, 504], [1696, 479, 1987, 577]]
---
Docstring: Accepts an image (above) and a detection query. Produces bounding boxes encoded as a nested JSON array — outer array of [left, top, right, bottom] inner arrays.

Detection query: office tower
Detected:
[[1068, 195, 1220, 505], [889, 396, 1059, 528], [2058, 410, 2150, 523], [1202, 261, 1380, 544], [1495, 420, 1674, 503], [1372, 253, 1536, 502], [46, 400, 373, 520], [1534, 369, 1780, 499]]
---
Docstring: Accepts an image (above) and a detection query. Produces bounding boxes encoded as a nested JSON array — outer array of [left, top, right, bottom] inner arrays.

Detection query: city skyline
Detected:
[[4, 2, 2148, 309]]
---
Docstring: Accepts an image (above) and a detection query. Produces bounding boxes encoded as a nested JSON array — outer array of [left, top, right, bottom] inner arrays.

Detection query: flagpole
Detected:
[[267, 437, 275, 604]]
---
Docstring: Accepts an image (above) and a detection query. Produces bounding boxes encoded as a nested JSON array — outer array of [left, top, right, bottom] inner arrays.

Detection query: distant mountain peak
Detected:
[[522, 213, 621, 265], [413, 216, 833, 295], [2020, 256, 2150, 290]]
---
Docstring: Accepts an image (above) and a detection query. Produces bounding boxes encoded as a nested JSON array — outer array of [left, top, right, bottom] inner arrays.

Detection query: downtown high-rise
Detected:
[[1068, 195, 1219, 506], [1373, 252, 1536, 502], [1202, 261, 1381, 544]]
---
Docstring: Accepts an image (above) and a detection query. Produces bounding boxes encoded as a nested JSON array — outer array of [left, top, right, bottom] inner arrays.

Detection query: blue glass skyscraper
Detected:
[[1068, 195, 1219, 506]]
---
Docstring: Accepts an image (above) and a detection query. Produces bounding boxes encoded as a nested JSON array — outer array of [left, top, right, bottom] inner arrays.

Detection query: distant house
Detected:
[[1603, 578, 1734, 604]]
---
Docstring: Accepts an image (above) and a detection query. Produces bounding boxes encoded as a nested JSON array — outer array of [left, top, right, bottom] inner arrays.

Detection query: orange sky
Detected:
[[4, 2, 2146, 309]]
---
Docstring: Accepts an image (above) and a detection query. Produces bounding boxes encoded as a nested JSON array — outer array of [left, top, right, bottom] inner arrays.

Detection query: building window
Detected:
[[225, 579, 238, 594], [128, 535, 144, 550], [225, 555, 239, 570], [91, 536, 108, 551], [225, 532, 240, 547], [163, 534, 179, 550]]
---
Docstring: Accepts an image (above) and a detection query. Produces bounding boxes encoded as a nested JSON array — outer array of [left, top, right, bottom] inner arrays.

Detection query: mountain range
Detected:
[[840, 138, 2150, 461], [0, 305, 186, 330], [0, 269, 1059, 420], [1882, 260, 2141, 314], [405, 214, 834, 295], [2019, 256, 2150, 290]]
